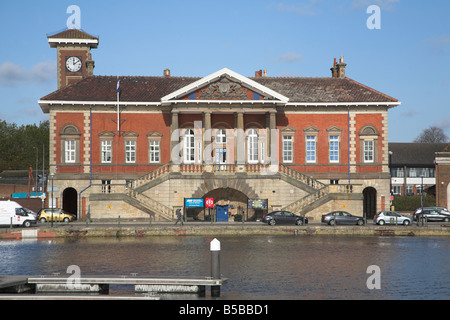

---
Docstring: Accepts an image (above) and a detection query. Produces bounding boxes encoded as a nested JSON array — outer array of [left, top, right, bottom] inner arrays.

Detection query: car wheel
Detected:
[[39, 218, 47, 223], [63, 217, 70, 222], [378, 220, 385, 226], [329, 219, 336, 226], [403, 220, 410, 226], [269, 219, 276, 226], [23, 221, 32, 228], [444, 217, 449, 223], [357, 219, 364, 226], [295, 219, 303, 226]]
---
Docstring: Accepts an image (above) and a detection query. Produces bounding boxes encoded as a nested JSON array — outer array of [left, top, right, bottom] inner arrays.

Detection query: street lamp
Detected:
[[50, 173, 54, 228], [420, 175, 424, 209]]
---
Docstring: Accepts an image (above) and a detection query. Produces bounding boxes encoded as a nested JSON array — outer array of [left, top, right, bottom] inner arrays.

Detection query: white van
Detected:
[[0, 201, 37, 228]]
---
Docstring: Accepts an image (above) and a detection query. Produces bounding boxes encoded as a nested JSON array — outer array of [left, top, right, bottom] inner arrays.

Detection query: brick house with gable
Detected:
[[38, 29, 401, 222]]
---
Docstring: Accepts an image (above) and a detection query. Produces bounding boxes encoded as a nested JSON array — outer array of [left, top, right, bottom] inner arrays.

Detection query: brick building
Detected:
[[436, 143, 450, 210], [38, 29, 400, 222], [389, 143, 447, 196]]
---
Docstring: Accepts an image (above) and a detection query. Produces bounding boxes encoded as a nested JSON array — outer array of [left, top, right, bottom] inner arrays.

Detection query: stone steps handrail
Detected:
[[279, 164, 326, 190], [282, 185, 330, 214], [128, 189, 173, 221], [133, 164, 171, 188]]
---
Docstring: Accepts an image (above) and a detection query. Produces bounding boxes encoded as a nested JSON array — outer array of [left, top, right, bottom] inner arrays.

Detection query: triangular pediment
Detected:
[[161, 68, 289, 103]]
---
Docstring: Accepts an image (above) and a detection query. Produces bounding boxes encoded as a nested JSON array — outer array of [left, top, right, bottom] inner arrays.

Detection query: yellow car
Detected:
[[38, 209, 75, 223]]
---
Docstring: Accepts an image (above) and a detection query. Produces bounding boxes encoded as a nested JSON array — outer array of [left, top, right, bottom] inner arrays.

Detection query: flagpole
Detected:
[[117, 76, 120, 133]]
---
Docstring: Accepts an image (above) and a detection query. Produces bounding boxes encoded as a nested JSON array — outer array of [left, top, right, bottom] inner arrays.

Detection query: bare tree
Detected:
[[413, 126, 449, 143]]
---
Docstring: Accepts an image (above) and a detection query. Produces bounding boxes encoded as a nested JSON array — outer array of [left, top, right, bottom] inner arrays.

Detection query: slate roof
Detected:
[[389, 143, 448, 167], [40, 75, 398, 104]]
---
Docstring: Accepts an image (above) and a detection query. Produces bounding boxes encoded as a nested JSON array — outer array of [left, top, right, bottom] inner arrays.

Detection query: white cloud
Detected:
[[270, 0, 322, 16], [434, 117, 450, 130], [426, 36, 450, 56], [0, 61, 56, 86], [401, 109, 418, 117], [278, 52, 303, 63], [352, 0, 400, 10]]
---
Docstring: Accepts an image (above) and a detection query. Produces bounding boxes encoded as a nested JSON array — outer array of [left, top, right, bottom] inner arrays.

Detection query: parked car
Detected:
[[321, 211, 364, 226], [413, 207, 449, 221], [37, 208, 74, 223], [263, 211, 308, 226], [374, 211, 412, 226], [0, 201, 37, 228], [415, 208, 450, 223]]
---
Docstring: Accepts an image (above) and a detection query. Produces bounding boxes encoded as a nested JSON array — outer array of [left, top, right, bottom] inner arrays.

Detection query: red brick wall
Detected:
[[58, 48, 90, 88], [53, 110, 385, 175], [436, 163, 450, 209]]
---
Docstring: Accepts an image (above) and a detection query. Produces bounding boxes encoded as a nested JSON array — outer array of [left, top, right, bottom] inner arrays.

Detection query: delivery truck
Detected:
[[0, 200, 37, 228]]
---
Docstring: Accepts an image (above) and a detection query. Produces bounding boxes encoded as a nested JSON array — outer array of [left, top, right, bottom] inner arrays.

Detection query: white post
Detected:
[[210, 238, 221, 297]]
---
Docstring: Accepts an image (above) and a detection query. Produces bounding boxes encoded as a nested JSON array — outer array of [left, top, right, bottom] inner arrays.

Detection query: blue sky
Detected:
[[0, 0, 449, 142]]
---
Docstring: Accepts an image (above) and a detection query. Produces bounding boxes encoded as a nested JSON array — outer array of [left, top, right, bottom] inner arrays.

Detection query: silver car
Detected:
[[374, 211, 412, 226]]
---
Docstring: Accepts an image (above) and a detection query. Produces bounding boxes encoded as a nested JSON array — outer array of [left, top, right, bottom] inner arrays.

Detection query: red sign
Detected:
[[205, 198, 214, 208]]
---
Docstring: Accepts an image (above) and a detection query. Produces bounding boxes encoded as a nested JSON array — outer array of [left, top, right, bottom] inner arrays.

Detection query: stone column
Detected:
[[171, 111, 181, 169], [235, 112, 245, 168], [203, 111, 213, 169]]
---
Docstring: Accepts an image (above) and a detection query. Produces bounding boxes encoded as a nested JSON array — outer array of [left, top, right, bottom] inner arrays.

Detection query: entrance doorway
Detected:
[[363, 187, 377, 220], [216, 205, 229, 222], [203, 187, 248, 221], [62, 187, 77, 218]]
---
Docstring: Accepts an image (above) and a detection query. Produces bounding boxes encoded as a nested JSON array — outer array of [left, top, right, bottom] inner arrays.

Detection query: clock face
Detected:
[[66, 56, 82, 72]]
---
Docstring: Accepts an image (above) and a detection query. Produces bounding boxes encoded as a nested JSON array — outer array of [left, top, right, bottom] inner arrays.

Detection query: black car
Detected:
[[415, 209, 450, 222], [263, 211, 308, 226], [321, 211, 365, 226]]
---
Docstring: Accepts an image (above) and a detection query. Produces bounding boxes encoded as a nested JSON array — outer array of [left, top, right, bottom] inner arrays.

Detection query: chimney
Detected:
[[255, 70, 262, 78], [85, 53, 95, 76], [331, 56, 347, 78], [330, 58, 338, 78], [164, 68, 171, 77], [263, 70, 267, 77]]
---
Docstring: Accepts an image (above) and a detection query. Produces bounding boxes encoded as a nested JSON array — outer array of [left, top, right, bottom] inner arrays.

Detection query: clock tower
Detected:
[[47, 29, 99, 89]]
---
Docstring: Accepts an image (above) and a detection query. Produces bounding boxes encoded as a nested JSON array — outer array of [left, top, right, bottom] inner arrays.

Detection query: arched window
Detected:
[[184, 129, 195, 163], [247, 129, 258, 164], [60, 124, 81, 164]]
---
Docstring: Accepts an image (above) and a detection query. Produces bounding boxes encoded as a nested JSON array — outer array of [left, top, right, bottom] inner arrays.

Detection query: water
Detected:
[[0, 235, 449, 300]]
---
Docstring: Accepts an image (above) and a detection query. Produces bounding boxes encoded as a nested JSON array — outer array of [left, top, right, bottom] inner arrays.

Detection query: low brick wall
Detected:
[[1, 224, 449, 239]]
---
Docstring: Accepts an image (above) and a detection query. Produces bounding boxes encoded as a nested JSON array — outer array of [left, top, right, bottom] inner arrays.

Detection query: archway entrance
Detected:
[[187, 188, 249, 221], [62, 187, 77, 218], [363, 187, 377, 220]]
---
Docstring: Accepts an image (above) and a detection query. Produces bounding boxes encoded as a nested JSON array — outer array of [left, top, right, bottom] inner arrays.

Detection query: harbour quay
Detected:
[[1, 221, 449, 239]]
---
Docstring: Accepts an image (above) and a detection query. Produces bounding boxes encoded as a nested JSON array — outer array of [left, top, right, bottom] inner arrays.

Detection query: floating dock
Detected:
[[0, 275, 227, 298]]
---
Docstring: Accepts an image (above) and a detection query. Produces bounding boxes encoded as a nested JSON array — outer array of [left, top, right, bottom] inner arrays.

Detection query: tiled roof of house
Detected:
[[389, 143, 448, 166], [40, 75, 398, 103]]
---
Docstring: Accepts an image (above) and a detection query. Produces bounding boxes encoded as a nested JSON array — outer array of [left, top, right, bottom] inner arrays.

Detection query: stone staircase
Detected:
[[278, 164, 330, 215], [124, 163, 355, 221]]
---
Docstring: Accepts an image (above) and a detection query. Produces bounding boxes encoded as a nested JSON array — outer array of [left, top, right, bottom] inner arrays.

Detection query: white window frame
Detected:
[[247, 129, 259, 164], [125, 140, 136, 163], [65, 140, 76, 163], [216, 129, 227, 144], [306, 135, 316, 163], [364, 140, 374, 163], [184, 129, 195, 164], [329, 135, 339, 163], [101, 140, 112, 164], [149, 140, 160, 163], [282, 135, 293, 163]]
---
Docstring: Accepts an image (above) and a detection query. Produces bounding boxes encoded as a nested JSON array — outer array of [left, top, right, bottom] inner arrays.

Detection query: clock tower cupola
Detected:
[[47, 29, 99, 89]]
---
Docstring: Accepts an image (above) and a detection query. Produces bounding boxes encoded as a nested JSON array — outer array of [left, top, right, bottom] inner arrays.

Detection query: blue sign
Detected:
[[185, 198, 204, 208]]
